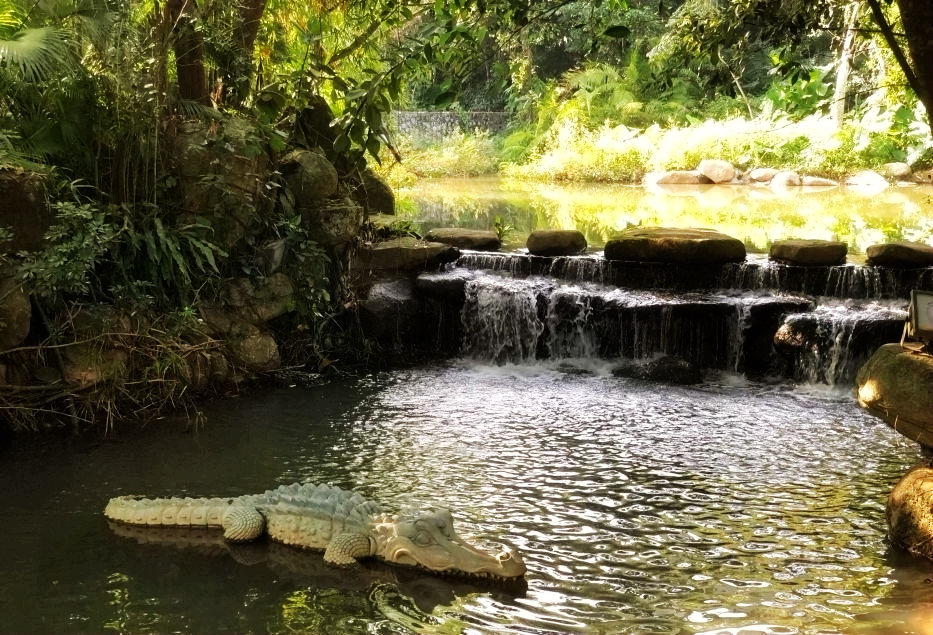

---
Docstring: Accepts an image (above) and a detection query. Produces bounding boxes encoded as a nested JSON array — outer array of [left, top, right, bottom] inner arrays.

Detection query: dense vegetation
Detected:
[[0, 0, 931, 429]]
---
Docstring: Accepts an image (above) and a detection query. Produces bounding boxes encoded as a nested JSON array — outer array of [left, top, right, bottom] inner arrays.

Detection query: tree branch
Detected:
[[865, 0, 924, 100]]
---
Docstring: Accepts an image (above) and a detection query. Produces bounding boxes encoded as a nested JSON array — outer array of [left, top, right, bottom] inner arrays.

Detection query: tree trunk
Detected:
[[228, 0, 268, 105], [163, 0, 209, 104], [831, 1, 859, 128], [896, 0, 933, 135]]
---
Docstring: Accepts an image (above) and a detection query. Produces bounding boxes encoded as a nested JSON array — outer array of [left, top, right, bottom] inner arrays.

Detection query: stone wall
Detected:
[[391, 111, 509, 144]]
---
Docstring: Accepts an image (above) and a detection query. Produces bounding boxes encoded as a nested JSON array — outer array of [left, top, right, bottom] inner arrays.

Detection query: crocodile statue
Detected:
[[104, 482, 526, 580]]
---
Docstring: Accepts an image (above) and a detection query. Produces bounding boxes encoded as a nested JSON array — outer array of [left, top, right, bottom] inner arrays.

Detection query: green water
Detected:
[[394, 177, 933, 255]]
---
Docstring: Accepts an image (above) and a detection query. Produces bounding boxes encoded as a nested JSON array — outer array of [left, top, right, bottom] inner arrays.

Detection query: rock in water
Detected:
[[887, 467, 933, 560]]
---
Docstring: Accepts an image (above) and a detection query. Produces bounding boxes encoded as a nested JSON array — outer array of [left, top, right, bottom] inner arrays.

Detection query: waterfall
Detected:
[[451, 267, 908, 385]]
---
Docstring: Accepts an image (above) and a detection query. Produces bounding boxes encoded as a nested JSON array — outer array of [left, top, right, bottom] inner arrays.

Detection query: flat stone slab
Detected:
[[526, 230, 587, 256], [425, 228, 501, 251], [769, 239, 847, 266], [358, 237, 459, 271], [857, 343, 933, 447], [604, 227, 746, 264], [866, 241, 933, 267]]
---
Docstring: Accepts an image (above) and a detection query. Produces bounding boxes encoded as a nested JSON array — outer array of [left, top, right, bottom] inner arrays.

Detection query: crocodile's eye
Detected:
[[412, 530, 435, 547]]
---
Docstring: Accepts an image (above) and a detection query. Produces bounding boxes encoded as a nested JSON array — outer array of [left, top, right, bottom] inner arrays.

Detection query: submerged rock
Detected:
[[769, 239, 847, 266], [770, 170, 802, 188], [526, 230, 587, 256], [857, 343, 933, 448], [866, 241, 933, 268], [611, 355, 702, 385], [604, 227, 745, 264], [887, 466, 933, 561], [426, 228, 501, 251]]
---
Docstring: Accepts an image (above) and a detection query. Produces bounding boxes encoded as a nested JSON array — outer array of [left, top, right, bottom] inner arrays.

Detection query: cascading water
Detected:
[[450, 259, 909, 385]]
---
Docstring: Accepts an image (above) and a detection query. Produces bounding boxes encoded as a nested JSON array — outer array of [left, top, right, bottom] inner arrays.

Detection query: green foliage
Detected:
[[19, 202, 115, 299], [399, 130, 499, 178], [271, 215, 331, 321], [110, 210, 227, 309]]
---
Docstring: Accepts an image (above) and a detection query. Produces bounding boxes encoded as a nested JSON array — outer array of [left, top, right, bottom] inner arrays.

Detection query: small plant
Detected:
[[493, 215, 515, 241]]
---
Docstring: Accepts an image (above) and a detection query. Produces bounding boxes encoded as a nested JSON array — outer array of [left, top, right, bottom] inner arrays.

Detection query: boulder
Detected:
[[526, 230, 587, 256], [881, 162, 912, 180], [887, 466, 933, 562], [654, 170, 713, 185], [800, 176, 838, 187], [0, 169, 51, 253], [866, 241, 933, 268], [857, 343, 933, 447], [228, 333, 280, 372], [769, 239, 847, 266], [224, 273, 295, 323], [359, 279, 420, 341], [426, 228, 501, 251], [280, 149, 339, 204], [604, 227, 746, 264], [0, 275, 31, 350], [354, 169, 395, 215], [357, 237, 459, 272], [748, 168, 779, 183], [846, 169, 889, 190], [415, 269, 474, 301], [303, 197, 365, 247], [697, 159, 736, 184], [172, 117, 273, 248], [770, 170, 802, 188]]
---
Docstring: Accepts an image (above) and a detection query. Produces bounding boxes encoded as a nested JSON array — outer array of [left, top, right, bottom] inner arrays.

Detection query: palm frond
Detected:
[[0, 26, 71, 80]]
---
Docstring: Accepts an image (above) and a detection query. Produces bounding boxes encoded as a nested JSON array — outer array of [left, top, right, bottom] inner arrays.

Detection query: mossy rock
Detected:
[[526, 230, 587, 256], [857, 343, 933, 447], [866, 241, 933, 268], [604, 227, 745, 264], [887, 466, 933, 561], [769, 239, 847, 266], [426, 228, 501, 251]]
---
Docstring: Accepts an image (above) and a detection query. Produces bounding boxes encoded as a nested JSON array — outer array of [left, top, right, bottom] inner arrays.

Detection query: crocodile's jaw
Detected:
[[374, 509, 526, 580]]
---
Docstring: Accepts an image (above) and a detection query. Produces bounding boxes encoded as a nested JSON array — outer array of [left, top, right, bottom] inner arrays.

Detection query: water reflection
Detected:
[[398, 177, 933, 254], [0, 365, 931, 633]]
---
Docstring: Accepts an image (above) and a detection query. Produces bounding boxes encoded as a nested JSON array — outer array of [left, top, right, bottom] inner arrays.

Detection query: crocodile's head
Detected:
[[376, 508, 525, 580]]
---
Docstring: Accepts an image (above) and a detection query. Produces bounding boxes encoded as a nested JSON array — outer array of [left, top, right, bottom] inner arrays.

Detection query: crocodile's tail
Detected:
[[104, 496, 265, 541]]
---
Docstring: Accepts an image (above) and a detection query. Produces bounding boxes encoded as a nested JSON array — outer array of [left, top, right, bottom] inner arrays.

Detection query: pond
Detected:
[[394, 177, 933, 256], [1, 363, 931, 635]]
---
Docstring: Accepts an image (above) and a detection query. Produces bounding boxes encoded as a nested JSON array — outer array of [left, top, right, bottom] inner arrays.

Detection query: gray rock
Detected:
[[357, 237, 459, 272], [415, 269, 474, 301], [355, 168, 395, 215], [426, 228, 501, 251], [881, 162, 912, 179], [697, 159, 735, 184], [800, 175, 838, 187], [857, 343, 933, 448], [770, 170, 802, 188], [225, 272, 295, 323], [228, 333, 281, 372], [846, 169, 889, 190], [359, 279, 420, 341], [304, 197, 365, 247], [611, 355, 702, 385], [280, 149, 339, 203], [654, 170, 713, 185], [526, 230, 587, 256], [604, 227, 745, 264], [769, 239, 847, 266], [748, 167, 779, 183], [866, 241, 933, 267]]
